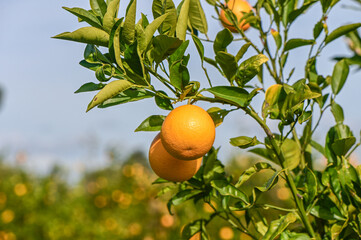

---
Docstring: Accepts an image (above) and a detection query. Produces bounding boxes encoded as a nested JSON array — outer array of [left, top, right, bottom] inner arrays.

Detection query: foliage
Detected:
[[54, 0, 361, 239]]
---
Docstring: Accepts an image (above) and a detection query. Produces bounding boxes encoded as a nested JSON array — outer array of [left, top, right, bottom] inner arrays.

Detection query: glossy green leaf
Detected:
[[90, 0, 107, 18], [230, 136, 261, 149], [236, 54, 269, 86], [176, 0, 190, 41], [313, 20, 323, 39], [170, 61, 189, 90], [249, 148, 276, 164], [182, 219, 209, 240], [152, 35, 183, 63], [206, 86, 250, 107], [215, 51, 238, 81], [236, 162, 275, 188], [53, 27, 109, 47], [154, 91, 173, 110], [167, 189, 202, 214], [284, 38, 315, 52], [325, 23, 361, 45], [86, 80, 133, 111], [202, 148, 225, 184], [262, 213, 297, 240], [122, 0, 137, 45], [192, 35, 204, 62], [332, 137, 356, 157], [235, 42, 251, 62], [331, 59, 349, 95], [207, 107, 230, 127], [213, 28, 233, 54], [281, 138, 301, 170], [99, 88, 154, 108], [188, 0, 208, 34], [298, 111, 312, 124], [152, 0, 177, 35], [134, 115, 166, 132], [169, 40, 189, 64], [103, 0, 120, 32], [139, 13, 171, 53], [63, 7, 102, 29], [331, 101, 344, 123], [211, 180, 249, 204], [280, 231, 311, 240], [74, 82, 105, 93], [310, 195, 346, 221]]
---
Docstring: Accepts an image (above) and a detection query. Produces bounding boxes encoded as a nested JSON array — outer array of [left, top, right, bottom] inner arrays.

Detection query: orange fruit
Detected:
[[148, 133, 202, 182], [219, 0, 253, 32], [160, 105, 216, 160]]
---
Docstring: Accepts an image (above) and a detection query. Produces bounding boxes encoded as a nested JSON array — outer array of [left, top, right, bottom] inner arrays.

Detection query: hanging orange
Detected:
[[219, 0, 253, 32]]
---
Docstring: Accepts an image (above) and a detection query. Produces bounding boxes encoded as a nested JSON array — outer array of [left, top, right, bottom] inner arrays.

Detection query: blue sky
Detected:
[[0, 0, 360, 178]]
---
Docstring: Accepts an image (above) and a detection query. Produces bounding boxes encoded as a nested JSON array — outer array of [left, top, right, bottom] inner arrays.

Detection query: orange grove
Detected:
[[160, 105, 216, 160], [219, 0, 253, 32], [148, 133, 202, 182]]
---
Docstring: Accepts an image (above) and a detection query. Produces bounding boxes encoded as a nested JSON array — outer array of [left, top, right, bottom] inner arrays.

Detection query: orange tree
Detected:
[[54, 0, 361, 239]]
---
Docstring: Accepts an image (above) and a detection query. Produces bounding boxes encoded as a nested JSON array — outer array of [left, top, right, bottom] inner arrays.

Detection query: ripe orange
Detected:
[[160, 105, 216, 160], [219, 0, 253, 32], [148, 134, 202, 182]]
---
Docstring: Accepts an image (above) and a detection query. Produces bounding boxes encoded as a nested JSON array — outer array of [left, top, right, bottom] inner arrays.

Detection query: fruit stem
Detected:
[[244, 107, 317, 239]]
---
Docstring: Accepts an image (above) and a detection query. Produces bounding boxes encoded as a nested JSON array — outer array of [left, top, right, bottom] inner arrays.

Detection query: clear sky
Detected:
[[0, 0, 360, 179]]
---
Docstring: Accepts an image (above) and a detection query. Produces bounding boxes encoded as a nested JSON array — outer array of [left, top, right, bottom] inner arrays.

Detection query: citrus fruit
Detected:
[[219, 0, 253, 32], [148, 133, 202, 182], [160, 104, 216, 160]]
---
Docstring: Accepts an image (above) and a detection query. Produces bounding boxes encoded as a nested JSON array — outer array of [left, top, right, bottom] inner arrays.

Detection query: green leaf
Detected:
[[192, 35, 204, 62], [62, 7, 102, 29], [182, 219, 209, 240], [236, 54, 269, 86], [90, 0, 107, 18], [169, 40, 189, 64], [215, 51, 238, 81], [86, 80, 134, 112], [170, 61, 190, 90], [284, 38, 315, 52], [98, 88, 154, 108], [280, 231, 311, 240], [109, 18, 124, 69], [331, 59, 349, 95], [332, 137, 356, 156], [152, 35, 183, 64], [134, 115, 166, 132], [262, 213, 297, 240], [167, 189, 203, 214], [310, 140, 326, 157], [53, 27, 109, 47], [188, 0, 208, 34], [298, 111, 312, 124], [230, 136, 261, 149], [74, 82, 105, 93], [155, 91, 173, 110], [325, 23, 361, 45], [141, 13, 172, 53], [213, 28, 233, 54], [207, 107, 230, 127], [103, 0, 120, 32], [331, 101, 344, 123], [313, 20, 323, 39], [236, 162, 275, 188], [122, 0, 137, 45], [206, 86, 250, 107], [202, 148, 226, 184], [271, 30, 282, 50], [249, 148, 275, 163], [176, 0, 190, 41], [235, 42, 251, 62], [310, 196, 346, 221], [152, 0, 177, 35], [280, 138, 301, 170], [211, 180, 249, 204]]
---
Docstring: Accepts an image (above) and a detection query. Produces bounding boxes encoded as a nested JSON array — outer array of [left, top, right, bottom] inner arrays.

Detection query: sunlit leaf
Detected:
[[53, 27, 109, 47], [134, 115, 166, 132]]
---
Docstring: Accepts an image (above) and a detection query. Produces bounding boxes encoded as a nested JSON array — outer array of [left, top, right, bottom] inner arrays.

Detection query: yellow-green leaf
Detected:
[[53, 27, 109, 47], [176, 0, 190, 41], [86, 80, 133, 112], [103, 0, 120, 33]]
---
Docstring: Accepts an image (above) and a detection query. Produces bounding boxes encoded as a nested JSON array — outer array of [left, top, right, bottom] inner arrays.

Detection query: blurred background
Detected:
[[0, 0, 361, 239]]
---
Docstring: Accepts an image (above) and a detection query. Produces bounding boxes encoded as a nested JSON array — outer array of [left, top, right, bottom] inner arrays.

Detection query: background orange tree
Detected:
[[53, 0, 361, 239]]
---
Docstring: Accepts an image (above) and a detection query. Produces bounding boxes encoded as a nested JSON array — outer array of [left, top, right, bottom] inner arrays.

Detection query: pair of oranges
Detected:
[[148, 105, 216, 182]]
